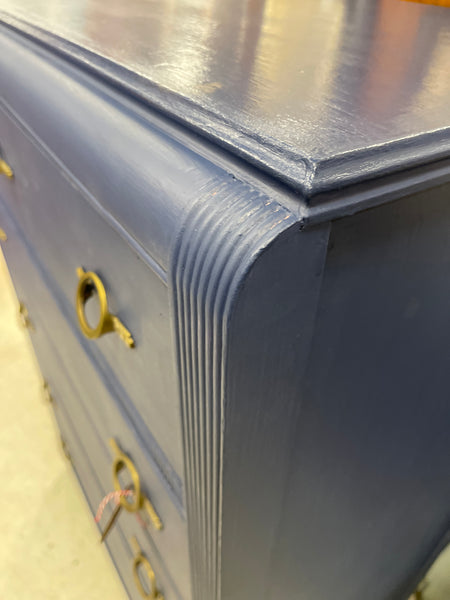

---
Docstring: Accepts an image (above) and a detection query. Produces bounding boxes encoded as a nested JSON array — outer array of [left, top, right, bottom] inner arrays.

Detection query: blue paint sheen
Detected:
[[1, 3, 450, 600], [0, 0, 449, 197]]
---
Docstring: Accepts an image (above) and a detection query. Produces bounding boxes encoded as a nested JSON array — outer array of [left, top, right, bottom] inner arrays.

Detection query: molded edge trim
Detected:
[[0, 12, 449, 210], [169, 184, 298, 599]]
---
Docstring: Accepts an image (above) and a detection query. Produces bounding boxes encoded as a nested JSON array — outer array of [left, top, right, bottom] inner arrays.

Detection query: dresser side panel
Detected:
[[269, 183, 450, 600]]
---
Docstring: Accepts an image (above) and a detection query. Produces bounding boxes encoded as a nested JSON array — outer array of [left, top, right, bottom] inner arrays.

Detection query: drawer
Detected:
[[50, 360, 186, 600], [0, 106, 184, 482], [51, 379, 179, 600], [48, 397, 136, 599], [1, 208, 185, 511], [0, 206, 191, 600]]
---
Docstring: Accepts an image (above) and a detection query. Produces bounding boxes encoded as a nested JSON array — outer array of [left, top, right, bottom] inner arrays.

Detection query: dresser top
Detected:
[[0, 0, 449, 199]]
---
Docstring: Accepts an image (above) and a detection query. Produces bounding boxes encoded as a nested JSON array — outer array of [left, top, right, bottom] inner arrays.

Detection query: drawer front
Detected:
[[0, 106, 184, 483], [0, 206, 191, 600], [48, 399, 136, 599], [51, 360, 185, 600], [51, 380, 180, 600]]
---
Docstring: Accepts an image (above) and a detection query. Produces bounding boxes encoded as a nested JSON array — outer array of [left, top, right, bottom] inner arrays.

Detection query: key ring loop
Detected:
[[75, 267, 114, 340], [110, 439, 142, 512]]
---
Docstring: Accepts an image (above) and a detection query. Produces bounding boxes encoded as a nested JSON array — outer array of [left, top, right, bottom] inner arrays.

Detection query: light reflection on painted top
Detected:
[[0, 0, 449, 191]]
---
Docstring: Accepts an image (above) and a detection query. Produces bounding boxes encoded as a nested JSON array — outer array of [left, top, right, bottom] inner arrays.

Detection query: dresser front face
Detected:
[[0, 99, 186, 484], [0, 36, 197, 596], [0, 167, 192, 600]]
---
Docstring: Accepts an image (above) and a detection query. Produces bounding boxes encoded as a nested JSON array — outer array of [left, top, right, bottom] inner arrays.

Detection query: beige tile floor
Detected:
[[1, 247, 449, 600], [0, 250, 126, 599]]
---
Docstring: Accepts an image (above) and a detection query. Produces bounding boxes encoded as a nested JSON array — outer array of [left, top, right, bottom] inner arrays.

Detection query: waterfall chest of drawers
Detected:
[[1, 1, 450, 599]]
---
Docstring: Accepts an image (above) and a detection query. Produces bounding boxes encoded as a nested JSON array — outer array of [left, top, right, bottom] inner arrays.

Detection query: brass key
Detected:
[[100, 503, 123, 543], [99, 439, 163, 543], [109, 438, 163, 531], [98, 485, 133, 543]]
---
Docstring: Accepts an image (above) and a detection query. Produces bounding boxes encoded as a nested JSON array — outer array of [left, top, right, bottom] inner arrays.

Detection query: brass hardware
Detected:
[[409, 581, 427, 600], [60, 437, 72, 463], [130, 536, 164, 599], [43, 380, 54, 403], [75, 267, 134, 348], [0, 158, 13, 179], [18, 301, 33, 330], [0, 228, 7, 242], [143, 497, 162, 532], [110, 438, 141, 512], [109, 438, 162, 530]]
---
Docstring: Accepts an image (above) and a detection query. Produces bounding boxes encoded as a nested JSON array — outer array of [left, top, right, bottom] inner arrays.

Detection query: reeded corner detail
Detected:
[[169, 183, 297, 600]]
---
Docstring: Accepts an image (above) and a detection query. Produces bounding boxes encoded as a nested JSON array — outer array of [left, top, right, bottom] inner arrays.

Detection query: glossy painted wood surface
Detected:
[[0, 102, 186, 491], [0, 204, 189, 600], [0, 0, 449, 196], [269, 183, 450, 600], [1, 4, 450, 599]]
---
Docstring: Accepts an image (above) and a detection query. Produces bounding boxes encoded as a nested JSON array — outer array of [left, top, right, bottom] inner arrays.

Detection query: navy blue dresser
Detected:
[[0, 1, 450, 599]]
